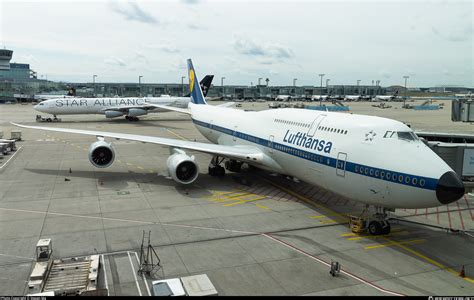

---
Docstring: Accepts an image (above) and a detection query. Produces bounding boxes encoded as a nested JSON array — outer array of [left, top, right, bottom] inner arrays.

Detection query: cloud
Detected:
[[104, 56, 127, 67], [187, 23, 207, 30], [181, 0, 201, 4], [110, 1, 158, 24], [232, 35, 294, 61], [432, 25, 472, 42], [18, 54, 38, 64], [147, 42, 180, 53], [379, 70, 391, 79]]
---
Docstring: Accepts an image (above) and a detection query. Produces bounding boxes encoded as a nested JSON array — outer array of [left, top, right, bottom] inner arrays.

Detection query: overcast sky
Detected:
[[1, 0, 472, 87]]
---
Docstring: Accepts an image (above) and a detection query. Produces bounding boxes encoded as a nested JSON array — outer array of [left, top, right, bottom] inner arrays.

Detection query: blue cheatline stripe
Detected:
[[191, 118, 438, 191]]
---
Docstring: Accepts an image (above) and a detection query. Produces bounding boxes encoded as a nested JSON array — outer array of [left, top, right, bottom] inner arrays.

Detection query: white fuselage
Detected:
[[189, 103, 454, 209], [34, 97, 190, 115]]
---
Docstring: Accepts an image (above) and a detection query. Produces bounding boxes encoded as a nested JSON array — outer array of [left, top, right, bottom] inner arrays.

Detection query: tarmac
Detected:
[[0, 99, 473, 296]]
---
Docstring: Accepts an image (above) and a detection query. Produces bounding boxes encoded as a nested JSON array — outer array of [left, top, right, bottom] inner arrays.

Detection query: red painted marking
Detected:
[[446, 204, 453, 230], [456, 201, 465, 230], [464, 195, 474, 221], [436, 206, 440, 225]]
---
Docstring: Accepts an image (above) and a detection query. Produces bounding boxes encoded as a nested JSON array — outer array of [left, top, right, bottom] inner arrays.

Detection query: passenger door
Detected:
[[336, 152, 347, 177], [307, 114, 327, 137], [268, 135, 274, 154]]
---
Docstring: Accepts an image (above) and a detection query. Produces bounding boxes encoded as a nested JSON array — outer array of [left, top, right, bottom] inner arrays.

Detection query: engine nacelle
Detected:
[[105, 111, 124, 118], [128, 108, 147, 117], [166, 150, 199, 184], [88, 140, 115, 168]]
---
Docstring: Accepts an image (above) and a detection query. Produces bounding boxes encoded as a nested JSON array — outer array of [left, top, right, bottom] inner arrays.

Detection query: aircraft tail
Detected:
[[184, 75, 214, 97], [187, 59, 207, 105], [200, 75, 214, 97]]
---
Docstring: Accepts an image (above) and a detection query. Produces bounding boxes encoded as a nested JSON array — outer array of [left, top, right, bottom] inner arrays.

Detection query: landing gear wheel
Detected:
[[216, 166, 225, 177], [208, 166, 225, 177], [381, 223, 391, 235], [209, 156, 226, 177], [368, 221, 382, 235]]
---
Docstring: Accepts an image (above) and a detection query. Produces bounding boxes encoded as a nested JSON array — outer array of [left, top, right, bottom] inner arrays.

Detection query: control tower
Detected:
[[0, 49, 13, 71]]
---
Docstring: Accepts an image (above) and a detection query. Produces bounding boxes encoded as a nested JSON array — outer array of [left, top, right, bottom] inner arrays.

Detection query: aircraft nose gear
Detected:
[[349, 206, 392, 236], [208, 156, 225, 177]]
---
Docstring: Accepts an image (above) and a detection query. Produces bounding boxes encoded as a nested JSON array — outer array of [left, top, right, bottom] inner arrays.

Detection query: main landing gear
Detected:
[[125, 116, 139, 121], [209, 157, 245, 177], [208, 156, 225, 177], [349, 206, 392, 236]]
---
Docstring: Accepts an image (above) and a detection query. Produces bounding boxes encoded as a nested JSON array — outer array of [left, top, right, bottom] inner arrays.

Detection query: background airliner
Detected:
[[34, 75, 214, 121], [13, 59, 465, 236]]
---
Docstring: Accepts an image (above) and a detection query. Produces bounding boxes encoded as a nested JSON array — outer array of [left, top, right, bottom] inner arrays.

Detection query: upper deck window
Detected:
[[384, 130, 418, 141]]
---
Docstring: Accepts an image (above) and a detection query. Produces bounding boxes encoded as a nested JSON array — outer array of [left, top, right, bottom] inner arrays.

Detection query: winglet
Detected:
[[187, 59, 207, 105]]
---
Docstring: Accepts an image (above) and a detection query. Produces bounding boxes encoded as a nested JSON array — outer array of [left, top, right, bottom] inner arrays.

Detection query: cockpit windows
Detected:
[[39, 103, 45, 106], [384, 131, 418, 141]]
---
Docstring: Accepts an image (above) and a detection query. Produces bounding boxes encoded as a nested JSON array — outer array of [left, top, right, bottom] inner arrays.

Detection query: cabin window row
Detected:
[[354, 165, 426, 187], [274, 119, 310, 128], [318, 126, 348, 135]]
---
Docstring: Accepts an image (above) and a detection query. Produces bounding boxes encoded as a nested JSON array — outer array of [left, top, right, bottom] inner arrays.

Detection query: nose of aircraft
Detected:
[[33, 104, 41, 111], [436, 171, 465, 204]]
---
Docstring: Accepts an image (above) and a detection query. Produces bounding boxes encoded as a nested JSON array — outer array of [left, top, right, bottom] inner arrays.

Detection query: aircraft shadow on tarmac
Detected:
[[24, 168, 213, 198]]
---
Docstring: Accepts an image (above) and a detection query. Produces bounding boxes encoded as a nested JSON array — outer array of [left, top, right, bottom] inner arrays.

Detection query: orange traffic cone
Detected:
[[459, 265, 465, 278]]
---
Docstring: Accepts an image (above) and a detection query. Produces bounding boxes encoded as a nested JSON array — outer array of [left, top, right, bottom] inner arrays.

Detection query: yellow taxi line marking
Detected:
[[320, 220, 337, 224], [137, 166, 144, 170], [166, 129, 188, 141], [256, 203, 270, 210], [381, 237, 474, 283], [83, 148, 88, 151], [365, 239, 426, 250], [210, 190, 245, 196], [223, 196, 268, 207], [347, 231, 409, 241]]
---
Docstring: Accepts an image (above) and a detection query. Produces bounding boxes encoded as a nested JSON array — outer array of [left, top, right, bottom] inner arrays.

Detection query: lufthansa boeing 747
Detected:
[[13, 59, 465, 236]]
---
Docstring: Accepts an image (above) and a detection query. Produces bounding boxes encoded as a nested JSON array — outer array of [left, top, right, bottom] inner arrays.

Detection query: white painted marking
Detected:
[[263, 233, 405, 296], [127, 251, 142, 296], [101, 254, 110, 296], [133, 251, 151, 296], [0, 146, 23, 170]]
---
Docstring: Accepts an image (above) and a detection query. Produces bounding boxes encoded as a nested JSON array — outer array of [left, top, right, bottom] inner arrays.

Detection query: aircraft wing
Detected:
[[216, 102, 235, 108], [11, 122, 273, 166], [143, 103, 191, 115], [101, 102, 178, 112]]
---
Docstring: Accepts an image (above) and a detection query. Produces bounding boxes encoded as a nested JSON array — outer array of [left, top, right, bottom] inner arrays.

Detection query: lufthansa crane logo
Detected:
[[189, 69, 195, 92]]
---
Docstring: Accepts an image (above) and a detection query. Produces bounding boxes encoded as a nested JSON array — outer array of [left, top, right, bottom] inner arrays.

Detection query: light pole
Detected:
[[181, 76, 186, 96], [318, 74, 325, 106], [403, 75, 409, 107], [293, 78, 297, 97], [93, 75, 97, 97], [326, 78, 330, 96], [138, 75, 143, 96], [221, 77, 225, 98]]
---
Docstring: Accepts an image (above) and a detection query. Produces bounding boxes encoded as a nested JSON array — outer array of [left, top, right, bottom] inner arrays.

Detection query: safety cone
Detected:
[[459, 265, 465, 278]]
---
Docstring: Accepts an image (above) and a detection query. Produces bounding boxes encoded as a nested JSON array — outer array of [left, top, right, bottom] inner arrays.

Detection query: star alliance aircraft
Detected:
[[13, 59, 465, 236], [33, 75, 214, 121]]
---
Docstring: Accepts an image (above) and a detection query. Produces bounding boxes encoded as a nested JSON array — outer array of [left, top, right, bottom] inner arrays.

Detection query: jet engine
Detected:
[[128, 108, 147, 117], [88, 139, 115, 168], [166, 149, 199, 184], [105, 111, 124, 118]]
